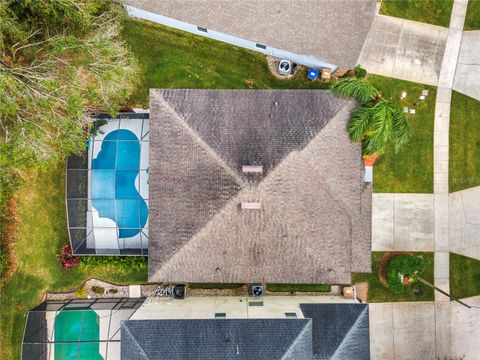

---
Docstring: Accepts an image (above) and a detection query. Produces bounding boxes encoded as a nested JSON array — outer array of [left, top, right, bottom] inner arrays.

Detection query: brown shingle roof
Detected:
[[121, 0, 376, 69], [149, 89, 371, 284]]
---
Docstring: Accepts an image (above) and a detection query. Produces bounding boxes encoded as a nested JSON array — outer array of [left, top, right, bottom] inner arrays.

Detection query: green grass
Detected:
[[465, 0, 480, 30], [369, 75, 435, 193], [449, 91, 480, 192], [450, 253, 480, 299], [188, 283, 243, 289], [379, 0, 454, 27], [122, 19, 331, 107], [0, 162, 147, 360], [267, 284, 331, 292], [352, 252, 434, 302]]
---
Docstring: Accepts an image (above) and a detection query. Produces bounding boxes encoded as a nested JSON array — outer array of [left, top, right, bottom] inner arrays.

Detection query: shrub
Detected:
[[80, 256, 147, 272], [56, 245, 81, 270], [386, 255, 424, 294], [75, 287, 87, 298], [92, 286, 105, 294], [354, 65, 367, 79], [108, 288, 118, 294]]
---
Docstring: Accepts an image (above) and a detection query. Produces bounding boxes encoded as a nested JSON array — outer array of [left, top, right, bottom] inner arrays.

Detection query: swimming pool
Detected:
[[91, 129, 148, 238], [54, 309, 102, 360]]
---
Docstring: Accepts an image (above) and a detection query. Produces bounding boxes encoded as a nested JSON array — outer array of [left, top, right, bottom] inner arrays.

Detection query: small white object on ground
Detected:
[[403, 106, 409, 113], [422, 89, 429, 96], [409, 109, 416, 114], [420, 95, 426, 100], [401, 91, 407, 99]]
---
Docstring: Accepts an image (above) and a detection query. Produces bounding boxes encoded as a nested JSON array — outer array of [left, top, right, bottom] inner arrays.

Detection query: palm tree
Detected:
[[332, 76, 411, 155]]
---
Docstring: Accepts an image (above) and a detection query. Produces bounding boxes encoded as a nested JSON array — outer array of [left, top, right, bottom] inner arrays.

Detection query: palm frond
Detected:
[[331, 77, 379, 103], [348, 103, 372, 142]]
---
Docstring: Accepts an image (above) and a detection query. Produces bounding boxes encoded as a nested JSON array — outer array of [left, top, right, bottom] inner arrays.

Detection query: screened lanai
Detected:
[[66, 113, 149, 255], [21, 298, 145, 360]]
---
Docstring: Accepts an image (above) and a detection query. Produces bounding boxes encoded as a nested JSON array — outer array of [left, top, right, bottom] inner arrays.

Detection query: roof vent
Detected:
[[241, 202, 261, 210], [242, 165, 263, 173]]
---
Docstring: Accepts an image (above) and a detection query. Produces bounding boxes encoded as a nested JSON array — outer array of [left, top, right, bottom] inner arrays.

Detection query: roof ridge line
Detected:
[[157, 95, 245, 186], [280, 319, 313, 360], [122, 322, 150, 360]]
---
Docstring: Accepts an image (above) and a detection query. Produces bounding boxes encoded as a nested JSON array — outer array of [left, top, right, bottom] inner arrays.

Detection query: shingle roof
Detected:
[[149, 89, 372, 284], [121, 318, 313, 360], [121, 0, 376, 69], [300, 303, 370, 360]]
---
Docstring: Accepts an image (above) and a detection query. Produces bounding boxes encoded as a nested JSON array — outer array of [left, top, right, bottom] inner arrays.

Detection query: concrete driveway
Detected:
[[358, 15, 448, 86], [369, 302, 435, 360], [453, 30, 480, 101], [450, 186, 480, 260], [451, 296, 480, 359], [372, 194, 435, 251]]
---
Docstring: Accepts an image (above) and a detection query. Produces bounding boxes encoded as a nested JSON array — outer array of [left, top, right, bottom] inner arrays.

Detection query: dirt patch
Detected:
[[378, 251, 412, 288], [1, 196, 19, 279]]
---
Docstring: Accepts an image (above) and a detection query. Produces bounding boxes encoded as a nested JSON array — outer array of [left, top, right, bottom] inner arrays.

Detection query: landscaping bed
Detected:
[[450, 252, 480, 299], [352, 252, 434, 302], [449, 91, 480, 192], [379, 0, 454, 27], [266, 284, 331, 293], [368, 75, 435, 193]]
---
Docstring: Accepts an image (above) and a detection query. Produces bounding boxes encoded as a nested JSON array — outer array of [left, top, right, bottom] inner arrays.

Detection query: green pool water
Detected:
[[54, 309, 103, 360]]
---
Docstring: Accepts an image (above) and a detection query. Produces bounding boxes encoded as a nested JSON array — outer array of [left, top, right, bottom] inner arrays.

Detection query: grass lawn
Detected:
[[352, 252, 434, 302], [122, 19, 330, 107], [0, 162, 147, 360], [188, 283, 243, 289], [450, 253, 480, 299], [449, 91, 480, 192], [465, 0, 480, 30], [267, 284, 331, 293], [379, 0, 454, 27], [369, 75, 435, 193]]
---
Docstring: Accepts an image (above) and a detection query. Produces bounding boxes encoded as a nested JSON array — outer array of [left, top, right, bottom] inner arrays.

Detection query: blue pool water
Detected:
[[91, 129, 148, 238]]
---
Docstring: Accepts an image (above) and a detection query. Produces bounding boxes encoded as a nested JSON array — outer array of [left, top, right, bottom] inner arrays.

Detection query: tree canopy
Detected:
[[0, 0, 138, 172]]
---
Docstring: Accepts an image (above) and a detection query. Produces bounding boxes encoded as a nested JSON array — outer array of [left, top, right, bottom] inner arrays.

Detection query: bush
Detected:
[[354, 65, 367, 79], [80, 256, 147, 272], [387, 255, 424, 294], [92, 286, 105, 294], [108, 288, 118, 294], [75, 287, 87, 298], [56, 245, 81, 270]]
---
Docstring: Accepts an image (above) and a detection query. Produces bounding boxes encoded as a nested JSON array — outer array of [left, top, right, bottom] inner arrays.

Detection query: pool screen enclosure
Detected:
[[66, 113, 149, 255]]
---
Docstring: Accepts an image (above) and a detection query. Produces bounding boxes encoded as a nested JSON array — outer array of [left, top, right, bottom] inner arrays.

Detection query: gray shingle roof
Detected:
[[121, 0, 376, 69], [121, 318, 313, 360], [300, 303, 370, 360], [149, 89, 372, 284]]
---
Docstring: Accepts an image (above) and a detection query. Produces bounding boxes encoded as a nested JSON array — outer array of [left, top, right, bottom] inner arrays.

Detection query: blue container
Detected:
[[308, 68, 319, 80]]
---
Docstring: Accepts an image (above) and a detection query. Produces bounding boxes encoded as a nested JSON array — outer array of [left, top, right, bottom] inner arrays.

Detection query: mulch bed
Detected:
[[378, 251, 412, 288]]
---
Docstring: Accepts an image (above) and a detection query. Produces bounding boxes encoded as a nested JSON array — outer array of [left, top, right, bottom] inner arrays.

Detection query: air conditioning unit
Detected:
[[250, 283, 263, 297]]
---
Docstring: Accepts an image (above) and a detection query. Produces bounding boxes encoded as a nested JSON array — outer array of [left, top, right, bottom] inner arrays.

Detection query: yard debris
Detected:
[[422, 89, 429, 96], [409, 109, 416, 114], [400, 91, 407, 99], [403, 106, 409, 113]]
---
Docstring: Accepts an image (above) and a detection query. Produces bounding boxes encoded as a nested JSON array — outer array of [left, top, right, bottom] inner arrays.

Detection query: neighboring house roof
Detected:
[[120, 0, 376, 69], [300, 303, 370, 360], [121, 318, 313, 360], [149, 89, 372, 284]]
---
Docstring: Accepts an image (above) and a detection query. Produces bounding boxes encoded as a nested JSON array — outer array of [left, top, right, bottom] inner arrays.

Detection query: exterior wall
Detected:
[[131, 296, 354, 320], [124, 5, 338, 71]]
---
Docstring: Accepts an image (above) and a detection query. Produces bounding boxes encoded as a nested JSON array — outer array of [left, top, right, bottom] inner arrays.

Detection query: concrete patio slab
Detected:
[[372, 194, 434, 251], [358, 15, 448, 86], [453, 30, 480, 101], [450, 186, 480, 259]]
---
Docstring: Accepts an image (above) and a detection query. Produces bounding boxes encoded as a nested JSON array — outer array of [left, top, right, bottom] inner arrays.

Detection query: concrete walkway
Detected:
[[358, 15, 448, 86], [433, 1, 468, 358], [453, 30, 480, 100]]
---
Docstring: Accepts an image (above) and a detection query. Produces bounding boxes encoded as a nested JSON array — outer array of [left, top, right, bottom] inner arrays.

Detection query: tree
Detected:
[[0, 0, 139, 170], [332, 75, 411, 155]]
